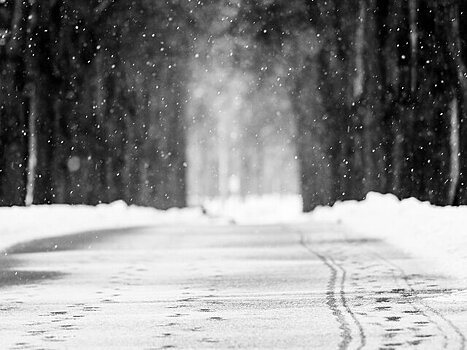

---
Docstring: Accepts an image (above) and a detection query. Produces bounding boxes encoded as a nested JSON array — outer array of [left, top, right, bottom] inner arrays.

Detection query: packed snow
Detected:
[[0, 201, 207, 254], [312, 192, 467, 284], [2, 192, 467, 287], [207, 192, 467, 284], [0, 195, 304, 255]]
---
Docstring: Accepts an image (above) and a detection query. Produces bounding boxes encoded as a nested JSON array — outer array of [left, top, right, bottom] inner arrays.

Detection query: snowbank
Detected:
[[208, 192, 467, 282], [0, 194, 303, 254], [312, 192, 467, 281], [0, 201, 206, 253], [4, 192, 467, 284]]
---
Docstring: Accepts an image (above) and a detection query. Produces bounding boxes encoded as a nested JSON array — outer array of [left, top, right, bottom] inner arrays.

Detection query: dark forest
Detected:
[[1, 0, 467, 211]]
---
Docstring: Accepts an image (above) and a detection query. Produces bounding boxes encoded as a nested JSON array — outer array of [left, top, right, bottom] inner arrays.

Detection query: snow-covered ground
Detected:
[[202, 194, 306, 224], [0, 201, 207, 254], [205, 192, 467, 284], [312, 192, 467, 284], [0, 195, 303, 254], [2, 192, 467, 286]]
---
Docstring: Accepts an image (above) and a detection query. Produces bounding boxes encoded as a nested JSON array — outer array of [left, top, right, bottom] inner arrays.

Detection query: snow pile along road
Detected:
[[4, 192, 467, 286], [312, 192, 467, 282], [0, 201, 206, 253]]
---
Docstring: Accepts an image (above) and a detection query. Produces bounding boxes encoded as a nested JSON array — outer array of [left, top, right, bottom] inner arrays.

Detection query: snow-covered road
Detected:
[[1, 223, 466, 349]]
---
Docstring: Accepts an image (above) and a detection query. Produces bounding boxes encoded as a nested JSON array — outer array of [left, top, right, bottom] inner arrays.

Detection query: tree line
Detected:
[[0, 0, 190, 208], [2, 0, 467, 211], [231, 0, 467, 211]]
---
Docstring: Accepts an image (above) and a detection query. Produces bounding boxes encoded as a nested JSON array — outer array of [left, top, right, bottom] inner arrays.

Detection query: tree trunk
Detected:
[[25, 84, 38, 206]]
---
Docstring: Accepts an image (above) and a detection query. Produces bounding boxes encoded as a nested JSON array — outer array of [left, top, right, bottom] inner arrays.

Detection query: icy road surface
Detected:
[[1, 224, 466, 349]]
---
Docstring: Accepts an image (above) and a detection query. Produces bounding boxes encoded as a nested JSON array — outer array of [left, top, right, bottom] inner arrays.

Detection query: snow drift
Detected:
[[0, 201, 206, 254], [2, 192, 467, 285], [312, 192, 467, 282]]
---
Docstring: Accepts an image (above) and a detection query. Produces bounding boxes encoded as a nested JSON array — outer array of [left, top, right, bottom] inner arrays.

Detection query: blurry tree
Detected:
[[2, 0, 467, 211], [0, 0, 28, 205], [229, 0, 467, 210], [0, 0, 191, 208], [186, 1, 299, 203]]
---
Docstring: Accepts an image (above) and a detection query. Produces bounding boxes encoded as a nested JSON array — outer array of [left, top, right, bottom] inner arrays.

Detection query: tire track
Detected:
[[329, 255, 366, 350], [299, 234, 365, 350], [296, 226, 465, 350], [375, 252, 466, 350], [373, 258, 450, 349]]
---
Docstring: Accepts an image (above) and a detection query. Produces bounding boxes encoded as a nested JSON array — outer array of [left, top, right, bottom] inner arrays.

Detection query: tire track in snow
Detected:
[[296, 225, 465, 350], [328, 255, 366, 350], [375, 253, 466, 350], [299, 234, 365, 350]]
